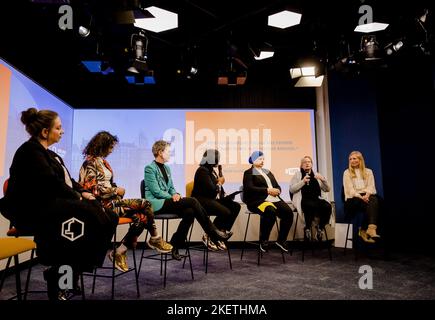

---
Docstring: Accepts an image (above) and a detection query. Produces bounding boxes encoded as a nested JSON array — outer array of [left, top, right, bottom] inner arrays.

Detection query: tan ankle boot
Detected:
[[358, 228, 375, 243], [366, 224, 380, 238]]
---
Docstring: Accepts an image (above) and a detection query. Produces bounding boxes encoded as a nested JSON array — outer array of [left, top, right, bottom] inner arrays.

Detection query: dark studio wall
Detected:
[[329, 55, 435, 254], [376, 57, 435, 253], [328, 72, 384, 225]]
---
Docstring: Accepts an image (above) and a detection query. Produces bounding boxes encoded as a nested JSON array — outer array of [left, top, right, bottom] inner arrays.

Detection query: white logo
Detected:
[[358, 5, 373, 25], [61, 217, 84, 241], [358, 265, 373, 289], [58, 5, 73, 31]]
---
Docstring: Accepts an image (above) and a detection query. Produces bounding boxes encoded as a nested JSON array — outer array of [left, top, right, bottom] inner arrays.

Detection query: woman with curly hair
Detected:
[[79, 131, 172, 272]]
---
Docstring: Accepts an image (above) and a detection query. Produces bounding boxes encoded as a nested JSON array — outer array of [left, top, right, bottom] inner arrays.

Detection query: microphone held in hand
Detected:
[[217, 164, 225, 199], [305, 171, 310, 185]]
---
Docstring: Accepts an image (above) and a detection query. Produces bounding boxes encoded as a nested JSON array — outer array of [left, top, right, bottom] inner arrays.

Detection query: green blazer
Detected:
[[144, 161, 177, 212]]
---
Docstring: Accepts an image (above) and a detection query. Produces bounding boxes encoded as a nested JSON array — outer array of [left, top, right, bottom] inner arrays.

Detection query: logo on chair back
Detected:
[[61, 218, 85, 241]]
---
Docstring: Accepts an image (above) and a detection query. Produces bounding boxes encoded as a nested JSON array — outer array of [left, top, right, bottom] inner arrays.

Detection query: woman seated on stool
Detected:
[[192, 149, 241, 251], [343, 150, 381, 243], [144, 140, 232, 261], [79, 131, 172, 272], [0, 108, 118, 300], [242, 151, 294, 252], [289, 156, 332, 241]]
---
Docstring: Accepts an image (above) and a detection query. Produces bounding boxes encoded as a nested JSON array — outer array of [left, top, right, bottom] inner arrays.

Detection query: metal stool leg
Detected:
[[240, 212, 251, 261], [23, 249, 35, 300], [13, 255, 22, 301], [290, 213, 299, 256]]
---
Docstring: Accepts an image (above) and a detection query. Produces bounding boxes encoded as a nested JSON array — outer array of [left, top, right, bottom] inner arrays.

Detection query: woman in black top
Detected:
[[242, 151, 294, 252], [289, 156, 331, 241], [0, 108, 117, 300], [192, 149, 241, 250]]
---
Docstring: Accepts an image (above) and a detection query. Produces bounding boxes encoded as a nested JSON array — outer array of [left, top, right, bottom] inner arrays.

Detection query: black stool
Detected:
[[240, 209, 286, 265], [291, 211, 332, 262], [185, 217, 232, 273], [84, 217, 140, 299], [138, 213, 194, 287]]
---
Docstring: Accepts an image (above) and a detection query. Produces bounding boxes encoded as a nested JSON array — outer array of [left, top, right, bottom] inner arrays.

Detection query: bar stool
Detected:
[[185, 181, 232, 274], [0, 237, 36, 300], [239, 187, 286, 265], [137, 180, 194, 287], [84, 217, 140, 299]]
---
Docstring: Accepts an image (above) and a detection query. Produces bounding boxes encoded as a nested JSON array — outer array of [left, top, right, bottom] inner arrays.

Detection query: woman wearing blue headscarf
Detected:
[[242, 151, 294, 252]]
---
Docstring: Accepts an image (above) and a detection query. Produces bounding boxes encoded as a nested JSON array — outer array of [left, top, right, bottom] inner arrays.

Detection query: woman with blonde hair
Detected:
[[343, 151, 380, 242], [290, 155, 331, 241]]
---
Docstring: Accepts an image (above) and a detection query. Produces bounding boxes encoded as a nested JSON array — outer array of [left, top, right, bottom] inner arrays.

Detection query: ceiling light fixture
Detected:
[[268, 10, 302, 29], [354, 22, 389, 33], [134, 6, 178, 33]]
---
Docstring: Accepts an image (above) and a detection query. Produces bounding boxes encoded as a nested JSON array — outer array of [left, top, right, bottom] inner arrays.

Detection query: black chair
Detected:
[[341, 186, 384, 260], [290, 192, 332, 262], [184, 181, 232, 274], [239, 187, 286, 265], [84, 216, 140, 299], [137, 180, 194, 288]]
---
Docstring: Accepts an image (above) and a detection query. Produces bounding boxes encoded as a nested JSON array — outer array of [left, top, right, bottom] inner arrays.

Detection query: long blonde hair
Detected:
[[348, 151, 368, 179]]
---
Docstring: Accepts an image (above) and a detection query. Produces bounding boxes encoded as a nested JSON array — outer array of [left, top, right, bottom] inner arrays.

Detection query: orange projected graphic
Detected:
[[185, 111, 314, 184], [0, 64, 11, 177]]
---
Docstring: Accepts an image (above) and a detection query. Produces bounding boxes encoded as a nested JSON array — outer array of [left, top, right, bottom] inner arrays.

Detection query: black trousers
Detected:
[[195, 196, 241, 231], [250, 201, 294, 242], [344, 195, 379, 229], [301, 198, 332, 229], [155, 197, 216, 248]]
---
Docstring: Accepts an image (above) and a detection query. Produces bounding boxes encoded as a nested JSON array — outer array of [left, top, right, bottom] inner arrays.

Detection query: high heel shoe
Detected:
[[210, 228, 233, 242]]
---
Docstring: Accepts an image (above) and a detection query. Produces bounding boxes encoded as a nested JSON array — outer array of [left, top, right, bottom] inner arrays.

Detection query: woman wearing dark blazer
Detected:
[[0, 108, 117, 300], [192, 149, 241, 250], [242, 151, 294, 252]]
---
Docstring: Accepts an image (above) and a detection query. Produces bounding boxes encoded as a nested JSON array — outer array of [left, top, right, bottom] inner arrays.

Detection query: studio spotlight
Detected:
[[127, 29, 151, 74], [290, 57, 325, 87], [361, 35, 381, 60], [78, 26, 90, 37], [385, 40, 404, 55]]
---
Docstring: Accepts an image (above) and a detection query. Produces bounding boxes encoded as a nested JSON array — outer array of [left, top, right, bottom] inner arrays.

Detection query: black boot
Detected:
[[43, 266, 67, 301], [71, 270, 82, 296]]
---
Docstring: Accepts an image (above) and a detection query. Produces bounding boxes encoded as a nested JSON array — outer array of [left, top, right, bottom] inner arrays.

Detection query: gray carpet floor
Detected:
[[1, 244, 435, 301]]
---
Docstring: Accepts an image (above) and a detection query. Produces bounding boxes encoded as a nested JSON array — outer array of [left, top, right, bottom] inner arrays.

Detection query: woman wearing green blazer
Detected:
[[144, 140, 232, 260]]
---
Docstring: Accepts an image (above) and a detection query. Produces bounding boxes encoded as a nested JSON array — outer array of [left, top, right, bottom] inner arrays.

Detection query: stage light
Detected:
[[81, 61, 114, 75], [290, 59, 324, 87], [295, 75, 324, 87], [125, 71, 156, 85], [218, 71, 247, 86], [385, 40, 404, 55], [354, 22, 389, 33], [127, 29, 152, 74], [134, 6, 178, 33], [78, 26, 90, 38], [361, 35, 381, 60], [268, 10, 301, 29]]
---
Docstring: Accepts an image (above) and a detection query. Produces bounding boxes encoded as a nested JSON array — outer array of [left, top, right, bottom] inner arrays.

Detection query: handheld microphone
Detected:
[[305, 170, 310, 185], [217, 165, 225, 199]]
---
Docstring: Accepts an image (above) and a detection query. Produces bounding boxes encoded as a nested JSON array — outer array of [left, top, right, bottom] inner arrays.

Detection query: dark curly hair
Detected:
[[83, 131, 119, 158]]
